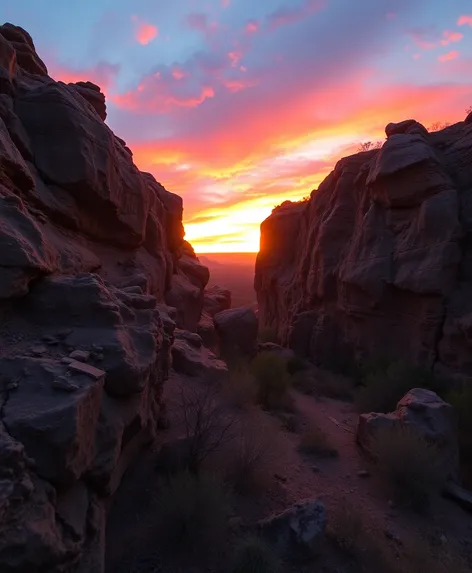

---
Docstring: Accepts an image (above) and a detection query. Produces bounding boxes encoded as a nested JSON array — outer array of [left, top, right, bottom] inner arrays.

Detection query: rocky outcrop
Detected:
[[214, 306, 258, 358], [356, 388, 460, 484], [197, 285, 232, 350], [171, 329, 227, 377], [0, 23, 208, 572], [255, 116, 472, 381]]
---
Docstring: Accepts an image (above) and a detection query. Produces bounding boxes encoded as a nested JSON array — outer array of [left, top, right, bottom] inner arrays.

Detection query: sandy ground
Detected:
[[105, 371, 472, 573]]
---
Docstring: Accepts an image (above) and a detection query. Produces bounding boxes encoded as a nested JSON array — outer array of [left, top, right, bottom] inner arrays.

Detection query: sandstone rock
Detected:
[[464, 110, 472, 125], [214, 306, 258, 358], [197, 310, 218, 350], [385, 119, 428, 137], [203, 285, 231, 316], [171, 338, 227, 377], [258, 499, 326, 559], [0, 23, 205, 572], [256, 118, 470, 375], [3, 357, 104, 485], [69, 81, 106, 121], [175, 328, 203, 348], [356, 388, 460, 483]]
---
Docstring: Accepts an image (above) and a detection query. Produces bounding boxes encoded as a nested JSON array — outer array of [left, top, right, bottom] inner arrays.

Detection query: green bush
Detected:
[[250, 352, 292, 411], [371, 425, 443, 511], [258, 327, 279, 344], [230, 536, 282, 573], [155, 471, 231, 554], [357, 360, 447, 413], [447, 383, 472, 463]]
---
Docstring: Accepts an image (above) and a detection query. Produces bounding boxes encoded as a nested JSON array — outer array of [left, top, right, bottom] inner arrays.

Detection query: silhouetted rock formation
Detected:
[[0, 23, 208, 572], [255, 116, 472, 382]]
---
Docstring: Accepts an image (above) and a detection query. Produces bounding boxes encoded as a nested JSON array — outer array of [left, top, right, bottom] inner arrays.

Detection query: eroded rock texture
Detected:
[[0, 23, 208, 572], [255, 117, 472, 381]]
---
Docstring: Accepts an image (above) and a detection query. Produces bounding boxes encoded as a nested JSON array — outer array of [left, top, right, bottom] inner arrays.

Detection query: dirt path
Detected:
[[105, 373, 472, 573]]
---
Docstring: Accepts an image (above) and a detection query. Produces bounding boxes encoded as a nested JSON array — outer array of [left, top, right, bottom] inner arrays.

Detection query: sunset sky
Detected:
[[5, 1, 472, 252]]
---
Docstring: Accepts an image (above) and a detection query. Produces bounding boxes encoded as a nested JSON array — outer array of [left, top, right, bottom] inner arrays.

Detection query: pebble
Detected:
[[69, 350, 90, 362], [311, 465, 320, 473], [31, 345, 47, 356], [358, 470, 370, 478], [61, 357, 73, 365], [42, 335, 59, 345]]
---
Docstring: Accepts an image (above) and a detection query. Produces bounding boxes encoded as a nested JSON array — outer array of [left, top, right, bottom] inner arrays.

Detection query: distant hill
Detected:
[[197, 252, 257, 309]]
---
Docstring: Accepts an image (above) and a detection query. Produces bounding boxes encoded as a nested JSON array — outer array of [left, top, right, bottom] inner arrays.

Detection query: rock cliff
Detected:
[[0, 23, 208, 572], [255, 118, 472, 381]]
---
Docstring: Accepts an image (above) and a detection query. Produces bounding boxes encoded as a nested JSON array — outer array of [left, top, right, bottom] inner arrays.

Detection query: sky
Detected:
[[3, 1, 472, 252]]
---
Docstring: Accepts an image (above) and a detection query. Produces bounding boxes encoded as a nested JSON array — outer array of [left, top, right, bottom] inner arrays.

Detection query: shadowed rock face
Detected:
[[255, 117, 472, 381], [0, 23, 208, 573]]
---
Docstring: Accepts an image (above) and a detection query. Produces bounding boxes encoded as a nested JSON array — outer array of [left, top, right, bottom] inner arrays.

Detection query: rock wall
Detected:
[[255, 118, 472, 381], [0, 23, 208, 572]]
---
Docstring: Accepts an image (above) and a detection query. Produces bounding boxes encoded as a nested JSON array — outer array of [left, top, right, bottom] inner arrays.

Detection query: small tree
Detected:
[[177, 384, 239, 474], [429, 121, 451, 132], [467, 105, 472, 115]]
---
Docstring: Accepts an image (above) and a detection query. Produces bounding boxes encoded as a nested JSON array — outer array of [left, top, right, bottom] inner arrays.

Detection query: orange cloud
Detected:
[[131, 15, 158, 45], [458, 15, 472, 26], [438, 50, 459, 62], [112, 84, 214, 112], [124, 79, 471, 253]]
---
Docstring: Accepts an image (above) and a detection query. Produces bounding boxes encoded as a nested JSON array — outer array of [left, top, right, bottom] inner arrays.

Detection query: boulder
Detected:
[[356, 388, 460, 484], [203, 285, 231, 316], [171, 338, 227, 377], [214, 306, 258, 358], [385, 119, 428, 137], [69, 81, 106, 121], [258, 499, 326, 559], [197, 311, 218, 350]]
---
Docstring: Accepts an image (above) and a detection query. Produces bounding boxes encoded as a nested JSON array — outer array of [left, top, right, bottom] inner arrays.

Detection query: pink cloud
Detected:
[[228, 50, 243, 67], [438, 50, 460, 62], [458, 15, 472, 26], [441, 30, 463, 45], [186, 12, 218, 35], [131, 15, 158, 45], [48, 61, 120, 95], [172, 67, 187, 80], [221, 0, 231, 7], [267, 0, 325, 31], [245, 20, 259, 34]]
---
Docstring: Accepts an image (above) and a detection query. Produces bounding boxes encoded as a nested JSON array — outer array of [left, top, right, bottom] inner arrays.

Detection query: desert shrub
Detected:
[[250, 352, 292, 411], [225, 430, 274, 494], [299, 421, 338, 458], [286, 355, 310, 375], [446, 383, 472, 463], [356, 360, 447, 413], [223, 359, 257, 409], [370, 425, 443, 510], [155, 471, 232, 554], [176, 384, 238, 474], [329, 501, 393, 570], [230, 536, 282, 573], [258, 327, 279, 344]]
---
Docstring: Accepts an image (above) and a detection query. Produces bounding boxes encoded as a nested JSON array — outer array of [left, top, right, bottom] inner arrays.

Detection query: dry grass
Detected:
[[299, 421, 338, 458], [223, 360, 258, 409], [230, 536, 282, 573], [225, 427, 275, 494], [250, 352, 293, 411], [370, 425, 444, 511], [155, 471, 232, 555]]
